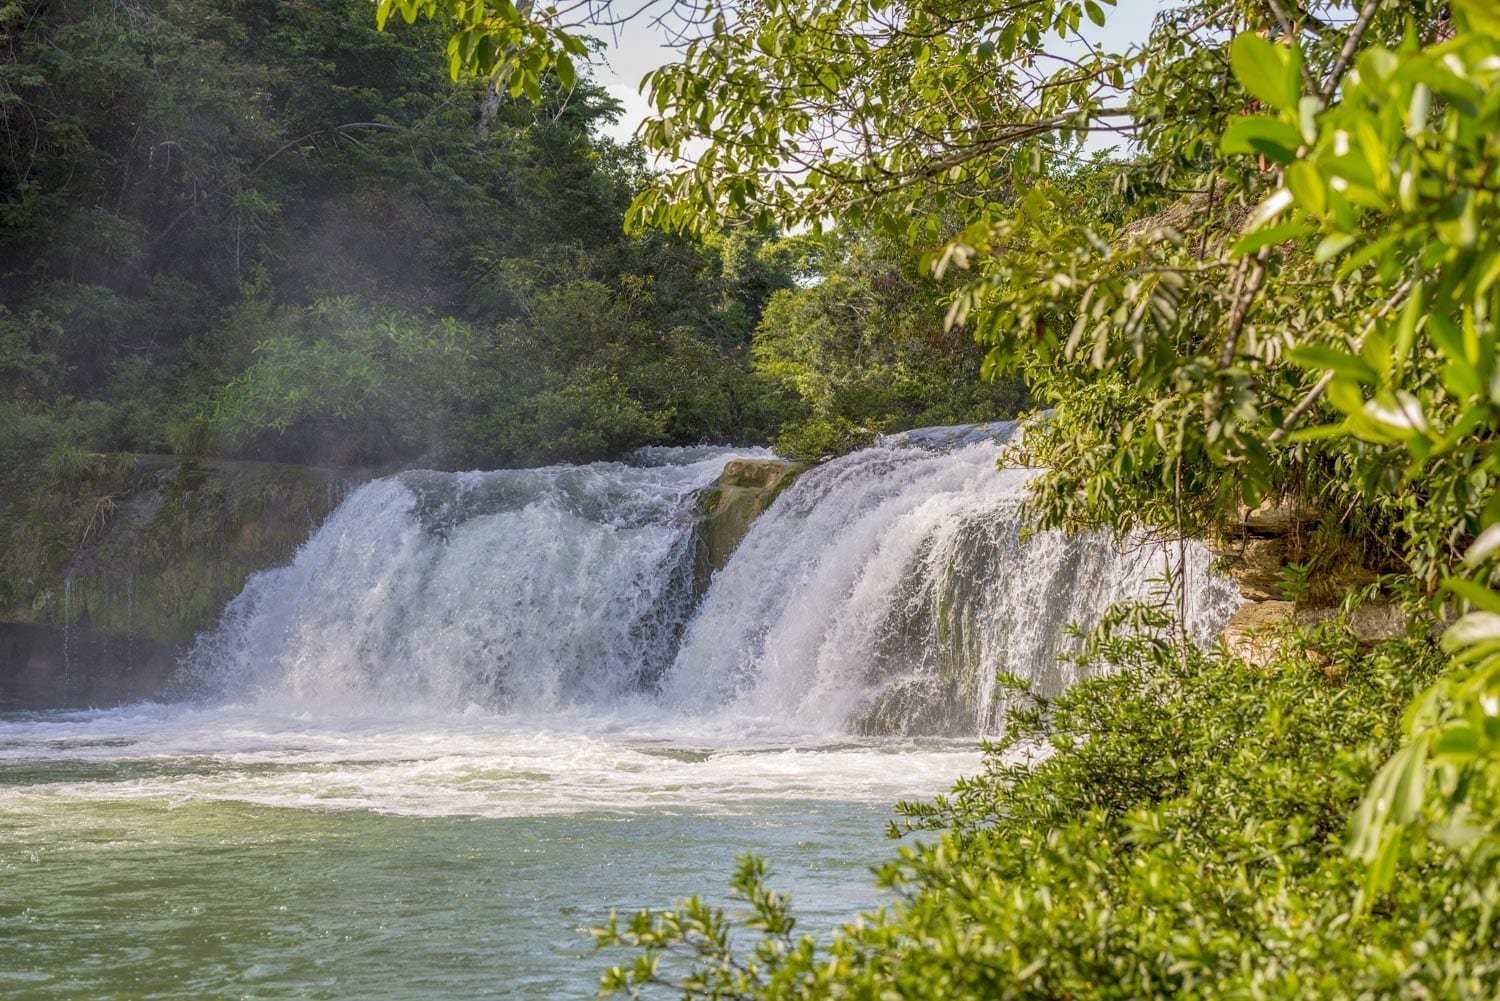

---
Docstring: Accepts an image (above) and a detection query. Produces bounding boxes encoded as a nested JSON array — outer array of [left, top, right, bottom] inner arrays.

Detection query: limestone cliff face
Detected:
[[0, 455, 370, 707], [697, 458, 806, 575]]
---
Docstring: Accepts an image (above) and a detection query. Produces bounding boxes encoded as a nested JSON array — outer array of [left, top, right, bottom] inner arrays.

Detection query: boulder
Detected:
[[1349, 602, 1407, 645], [698, 459, 806, 573], [0, 621, 179, 710], [1238, 496, 1320, 536]]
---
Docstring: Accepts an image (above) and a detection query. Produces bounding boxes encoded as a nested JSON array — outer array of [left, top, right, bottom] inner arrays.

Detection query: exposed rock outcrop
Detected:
[[697, 458, 806, 574], [1, 455, 370, 707], [1220, 600, 1300, 665], [1210, 494, 1399, 666], [1219, 601, 1338, 667], [1216, 536, 1291, 602], [0, 621, 180, 710], [1239, 497, 1318, 534]]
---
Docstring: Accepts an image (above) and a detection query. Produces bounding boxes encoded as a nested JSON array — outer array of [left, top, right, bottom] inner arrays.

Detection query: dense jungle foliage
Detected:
[[389, 0, 1500, 995], [0, 0, 1023, 615], [0, 0, 1022, 472]]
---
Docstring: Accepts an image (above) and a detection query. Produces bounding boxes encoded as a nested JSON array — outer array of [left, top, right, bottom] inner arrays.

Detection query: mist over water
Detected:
[[1, 432, 1240, 998]]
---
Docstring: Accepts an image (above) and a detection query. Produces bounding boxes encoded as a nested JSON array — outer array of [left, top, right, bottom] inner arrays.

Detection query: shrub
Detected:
[[598, 614, 1500, 999]]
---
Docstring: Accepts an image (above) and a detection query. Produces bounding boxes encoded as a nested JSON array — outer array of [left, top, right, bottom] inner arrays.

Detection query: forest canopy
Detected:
[[0, 0, 1023, 484]]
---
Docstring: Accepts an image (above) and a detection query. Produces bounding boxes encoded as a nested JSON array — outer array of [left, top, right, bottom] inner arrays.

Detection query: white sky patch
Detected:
[[592, 19, 682, 147], [589, 1, 1168, 155]]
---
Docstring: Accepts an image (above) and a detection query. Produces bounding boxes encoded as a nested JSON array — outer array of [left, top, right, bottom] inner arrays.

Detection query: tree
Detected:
[[751, 225, 1028, 458], [382, 0, 1500, 987]]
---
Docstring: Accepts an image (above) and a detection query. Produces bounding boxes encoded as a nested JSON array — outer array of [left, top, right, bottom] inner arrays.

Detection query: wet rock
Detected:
[[0, 621, 179, 710], [847, 676, 962, 736], [882, 421, 1020, 451], [698, 459, 806, 573]]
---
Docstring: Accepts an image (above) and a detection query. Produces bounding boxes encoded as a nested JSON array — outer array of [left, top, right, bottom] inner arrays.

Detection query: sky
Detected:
[[589, 1, 1170, 150]]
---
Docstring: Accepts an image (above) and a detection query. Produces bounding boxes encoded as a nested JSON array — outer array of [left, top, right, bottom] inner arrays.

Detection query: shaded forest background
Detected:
[[0, 0, 1025, 494]]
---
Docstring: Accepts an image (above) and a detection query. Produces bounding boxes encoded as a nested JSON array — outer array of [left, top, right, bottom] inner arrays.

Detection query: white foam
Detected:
[[0, 705, 983, 818]]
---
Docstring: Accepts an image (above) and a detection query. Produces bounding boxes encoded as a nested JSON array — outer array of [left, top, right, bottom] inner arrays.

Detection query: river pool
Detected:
[[0, 706, 979, 999]]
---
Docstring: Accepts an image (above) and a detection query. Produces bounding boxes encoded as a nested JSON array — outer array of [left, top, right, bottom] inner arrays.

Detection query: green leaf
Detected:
[[1391, 284, 1424, 371], [1314, 233, 1357, 263], [1361, 326, 1392, 380], [1326, 377, 1366, 415], [1431, 722, 1481, 763], [1286, 161, 1328, 216], [1464, 524, 1500, 567], [1453, 0, 1500, 35], [1286, 346, 1379, 384], [1428, 313, 1466, 363], [1286, 423, 1349, 443], [1221, 117, 1303, 163], [1442, 577, 1500, 613], [1443, 612, 1500, 651], [1230, 32, 1302, 112], [1230, 221, 1309, 257], [555, 52, 576, 90]]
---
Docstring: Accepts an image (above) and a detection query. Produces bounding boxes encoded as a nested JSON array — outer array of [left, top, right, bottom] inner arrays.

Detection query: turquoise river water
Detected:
[[0, 706, 980, 999]]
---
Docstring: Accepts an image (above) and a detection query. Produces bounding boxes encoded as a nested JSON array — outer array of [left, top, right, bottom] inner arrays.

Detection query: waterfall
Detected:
[[660, 436, 1239, 733], [183, 434, 1239, 735], [182, 447, 757, 714]]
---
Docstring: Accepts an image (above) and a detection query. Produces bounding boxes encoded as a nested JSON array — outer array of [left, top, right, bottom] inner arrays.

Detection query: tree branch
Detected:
[[1320, 0, 1380, 105], [1267, 278, 1416, 443]]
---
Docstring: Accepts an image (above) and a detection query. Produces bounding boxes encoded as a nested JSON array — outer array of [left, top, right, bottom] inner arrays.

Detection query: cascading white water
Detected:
[[182, 431, 1239, 735], [182, 447, 761, 715], [661, 434, 1240, 734]]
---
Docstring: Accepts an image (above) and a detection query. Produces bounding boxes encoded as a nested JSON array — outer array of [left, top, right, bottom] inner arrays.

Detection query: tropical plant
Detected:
[[382, 0, 1500, 992], [597, 619, 1498, 998]]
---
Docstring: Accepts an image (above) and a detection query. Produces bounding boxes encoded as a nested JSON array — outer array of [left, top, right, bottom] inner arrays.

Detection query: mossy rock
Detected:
[[1, 454, 373, 648], [697, 458, 806, 575]]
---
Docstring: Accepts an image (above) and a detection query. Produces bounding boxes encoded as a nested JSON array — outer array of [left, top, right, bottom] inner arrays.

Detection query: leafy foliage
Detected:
[[598, 620, 1500, 998], [752, 229, 1027, 460], [390, 0, 1500, 993], [2, 0, 1025, 485], [202, 298, 474, 465]]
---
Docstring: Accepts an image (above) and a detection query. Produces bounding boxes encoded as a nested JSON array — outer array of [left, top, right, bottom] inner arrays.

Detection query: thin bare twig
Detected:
[[1220, 244, 1273, 369], [1321, 0, 1380, 105]]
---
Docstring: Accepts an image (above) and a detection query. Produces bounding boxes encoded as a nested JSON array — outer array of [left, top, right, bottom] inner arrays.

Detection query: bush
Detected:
[[202, 298, 473, 465], [598, 614, 1500, 999]]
